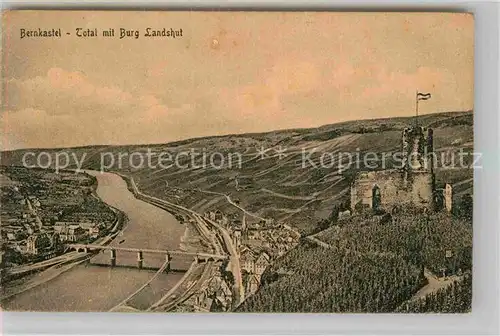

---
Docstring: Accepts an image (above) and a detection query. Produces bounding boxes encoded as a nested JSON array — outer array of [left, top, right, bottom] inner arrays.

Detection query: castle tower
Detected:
[[401, 126, 435, 209], [402, 126, 434, 173], [427, 128, 434, 172], [410, 128, 423, 170]]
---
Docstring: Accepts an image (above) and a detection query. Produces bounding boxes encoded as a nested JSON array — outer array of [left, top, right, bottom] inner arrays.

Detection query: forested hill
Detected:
[[237, 209, 472, 313]]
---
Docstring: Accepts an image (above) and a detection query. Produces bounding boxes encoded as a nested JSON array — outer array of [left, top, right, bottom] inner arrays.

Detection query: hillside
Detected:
[[1, 111, 473, 233], [237, 209, 472, 313]]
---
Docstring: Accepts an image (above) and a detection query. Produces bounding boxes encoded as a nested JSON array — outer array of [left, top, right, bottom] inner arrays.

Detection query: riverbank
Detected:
[[2, 171, 186, 311], [115, 172, 214, 253], [111, 172, 241, 310], [1, 172, 128, 297], [1, 254, 90, 300]]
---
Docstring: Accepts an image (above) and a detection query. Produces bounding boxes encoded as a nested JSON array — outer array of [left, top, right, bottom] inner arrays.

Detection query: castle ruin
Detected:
[[350, 126, 452, 213]]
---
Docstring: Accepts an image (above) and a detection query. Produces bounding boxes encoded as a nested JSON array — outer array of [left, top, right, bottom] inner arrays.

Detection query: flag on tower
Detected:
[[417, 92, 432, 101]]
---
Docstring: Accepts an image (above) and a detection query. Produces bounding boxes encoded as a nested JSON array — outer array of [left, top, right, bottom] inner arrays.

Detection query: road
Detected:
[[7, 251, 87, 276], [411, 269, 463, 300], [305, 235, 333, 249], [204, 216, 244, 304], [198, 189, 266, 221], [147, 259, 199, 311], [1, 257, 89, 301], [150, 261, 214, 312]]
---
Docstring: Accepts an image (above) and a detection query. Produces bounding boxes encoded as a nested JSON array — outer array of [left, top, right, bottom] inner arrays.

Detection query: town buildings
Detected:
[[203, 209, 300, 299], [0, 167, 116, 266]]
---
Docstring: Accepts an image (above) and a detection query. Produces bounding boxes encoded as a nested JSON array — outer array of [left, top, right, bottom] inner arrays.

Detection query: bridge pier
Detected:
[[110, 249, 116, 267], [137, 251, 143, 269]]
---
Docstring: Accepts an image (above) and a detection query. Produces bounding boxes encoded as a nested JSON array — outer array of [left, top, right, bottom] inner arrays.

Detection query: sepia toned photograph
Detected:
[[0, 11, 474, 313]]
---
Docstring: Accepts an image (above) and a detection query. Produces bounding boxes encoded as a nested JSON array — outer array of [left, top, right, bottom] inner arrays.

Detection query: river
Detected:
[[2, 171, 186, 312]]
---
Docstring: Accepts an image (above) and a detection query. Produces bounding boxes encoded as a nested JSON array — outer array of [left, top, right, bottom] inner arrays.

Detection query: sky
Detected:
[[1, 11, 473, 150]]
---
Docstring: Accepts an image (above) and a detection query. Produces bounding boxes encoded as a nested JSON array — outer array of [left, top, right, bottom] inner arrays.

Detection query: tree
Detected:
[[459, 194, 473, 220], [329, 205, 340, 224]]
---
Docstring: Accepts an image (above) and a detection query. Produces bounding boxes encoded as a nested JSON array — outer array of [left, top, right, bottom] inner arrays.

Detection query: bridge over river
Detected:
[[2, 171, 193, 311], [67, 243, 227, 269]]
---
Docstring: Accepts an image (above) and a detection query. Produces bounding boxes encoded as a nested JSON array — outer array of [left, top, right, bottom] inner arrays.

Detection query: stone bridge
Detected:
[[65, 243, 227, 269]]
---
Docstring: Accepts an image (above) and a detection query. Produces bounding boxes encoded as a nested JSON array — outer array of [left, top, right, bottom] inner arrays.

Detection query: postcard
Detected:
[[0, 11, 474, 313]]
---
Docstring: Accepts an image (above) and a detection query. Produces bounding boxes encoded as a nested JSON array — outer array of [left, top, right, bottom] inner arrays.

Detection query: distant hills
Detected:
[[1, 110, 473, 233]]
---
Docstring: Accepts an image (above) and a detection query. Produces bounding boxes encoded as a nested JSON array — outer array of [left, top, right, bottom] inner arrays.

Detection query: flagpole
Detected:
[[415, 89, 419, 128]]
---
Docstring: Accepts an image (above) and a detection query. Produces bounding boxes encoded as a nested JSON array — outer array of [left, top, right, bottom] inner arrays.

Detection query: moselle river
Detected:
[[3, 171, 186, 312]]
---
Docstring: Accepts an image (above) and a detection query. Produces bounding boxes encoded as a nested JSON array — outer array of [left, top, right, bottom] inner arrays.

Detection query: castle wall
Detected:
[[351, 170, 434, 212], [350, 126, 436, 213], [351, 170, 403, 211], [409, 171, 434, 208]]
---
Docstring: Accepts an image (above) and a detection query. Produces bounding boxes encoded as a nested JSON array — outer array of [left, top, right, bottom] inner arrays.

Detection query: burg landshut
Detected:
[[117, 28, 184, 39]]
